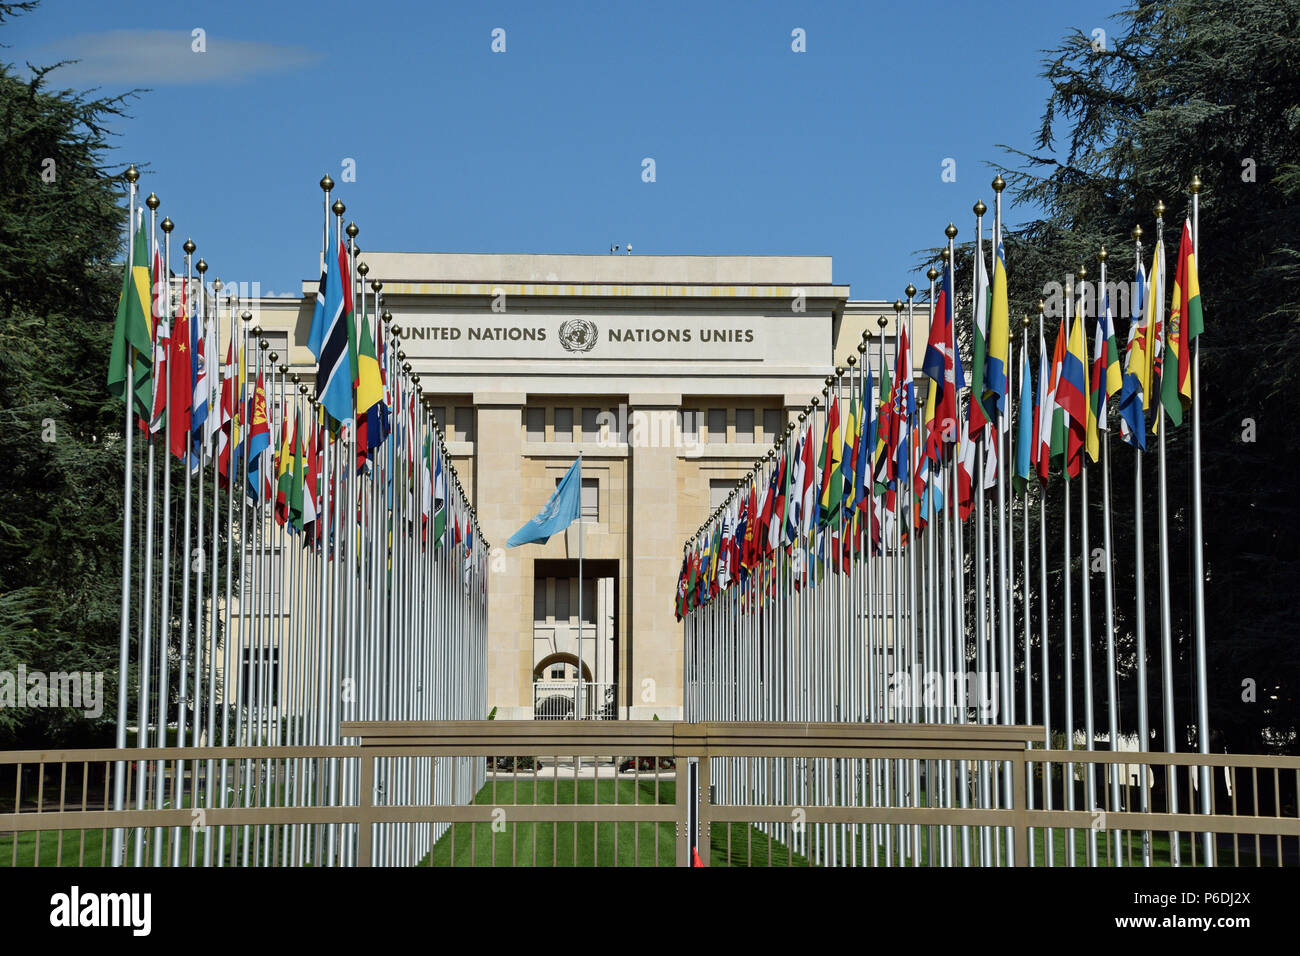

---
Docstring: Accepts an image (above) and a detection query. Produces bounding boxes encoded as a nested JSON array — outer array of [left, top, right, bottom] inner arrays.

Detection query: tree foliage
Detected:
[[929, 0, 1300, 752]]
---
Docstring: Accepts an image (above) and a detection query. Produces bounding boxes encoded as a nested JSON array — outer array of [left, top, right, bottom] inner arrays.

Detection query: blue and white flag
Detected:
[[507, 458, 581, 547]]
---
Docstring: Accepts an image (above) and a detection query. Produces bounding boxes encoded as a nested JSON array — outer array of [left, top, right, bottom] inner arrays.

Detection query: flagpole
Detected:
[[170, 235, 197, 867], [1098, 247, 1122, 865], [1037, 298, 1054, 867], [1130, 224, 1153, 866], [110, 166, 141, 868], [1019, 313, 1034, 866], [578, 449, 584, 718], [1153, 201, 1181, 866], [1077, 263, 1098, 868], [134, 191, 161, 867], [1189, 176, 1212, 865]]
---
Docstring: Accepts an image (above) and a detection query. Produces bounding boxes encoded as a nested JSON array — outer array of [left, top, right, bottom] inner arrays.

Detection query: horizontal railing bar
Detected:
[[1030, 750, 1300, 769]]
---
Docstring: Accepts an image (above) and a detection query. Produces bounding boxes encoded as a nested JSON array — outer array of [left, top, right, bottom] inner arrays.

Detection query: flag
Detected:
[[355, 309, 384, 436], [302, 414, 320, 541], [244, 372, 272, 500], [1145, 241, 1165, 418], [1013, 347, 1033, 493], [1161, 219, 1203, 428], [1036, 320, 1059, 485], [432, 440, 447, 546], [785, 429, 805, 543], [217, 337, 235, 481], [168, 281, 192, 460], [987, 241, 1011, 426], [289, 408, 306, 532], [147, 245, 168, 434], [817, 395, 842, 526], [1057, 300, 1089, 478], [190, 297, 210, 465], [768, 451, 787, 554], [315, 226, 354, 426], [675, 554, 689, 620], [854, 364, 874, 513], [921, 265, 964, 458], [1119, 265, 1149, 451], [107, 216, 153, 418], [840, 394, 858, 516], [969, 244, 991, 433], [274, 403, 295, 525], [957, 416, 977, 519], [508, 458, 581, 547]]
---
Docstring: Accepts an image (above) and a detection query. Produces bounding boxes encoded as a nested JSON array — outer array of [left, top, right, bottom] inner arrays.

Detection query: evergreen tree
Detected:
[[0, 1, 139, 745], [934, 0, 1299, 753]]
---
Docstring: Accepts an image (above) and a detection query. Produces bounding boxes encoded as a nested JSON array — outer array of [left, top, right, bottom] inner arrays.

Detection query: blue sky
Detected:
[[9, 0, 1124, 298]]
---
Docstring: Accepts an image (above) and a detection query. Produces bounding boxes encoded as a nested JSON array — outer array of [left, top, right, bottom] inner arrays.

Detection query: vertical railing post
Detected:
[[1011, 752, 1029, 867], [357, 751, 373, 867]]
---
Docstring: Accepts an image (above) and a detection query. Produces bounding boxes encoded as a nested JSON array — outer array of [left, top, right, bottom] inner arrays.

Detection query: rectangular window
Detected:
[[708, 408, 726, 444], [735, 408, 755, 443], [525, 407, 545, 442], [581, 581, 595, 624], [554, 407, 574, 441], [763, 409, 782, 442], [241, 544, 281, 616], [555, 578, 571, 621], [581, 407, 599, 440], [454, 406, 474, 442], [556, 475, 599, 522], [533, 579, 547, 621], [679, 409, 699, 440]]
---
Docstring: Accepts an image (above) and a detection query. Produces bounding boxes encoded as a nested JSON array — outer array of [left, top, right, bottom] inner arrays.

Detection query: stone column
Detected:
[[627, 395, 683, 720], [474, 392, 531, 719]]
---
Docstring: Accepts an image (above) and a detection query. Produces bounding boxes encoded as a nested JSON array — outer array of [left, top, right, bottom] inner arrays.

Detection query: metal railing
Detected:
[[532, 682, 617, 720], [2, 722, 1297, 866]]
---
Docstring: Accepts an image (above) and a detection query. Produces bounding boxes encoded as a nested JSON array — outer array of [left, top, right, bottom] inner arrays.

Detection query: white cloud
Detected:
[[31, 30, 319, 86]]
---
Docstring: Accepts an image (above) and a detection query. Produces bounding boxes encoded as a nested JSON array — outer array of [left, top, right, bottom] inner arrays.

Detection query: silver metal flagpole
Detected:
[[1130, 224, 1153, 866], [1078, 263, 1098, 869], [111, 167, 140, 868], [134, 192, 161, 867], [578, 450, 584, 719], [1098, 247, 1122, 866], [1152, 201, 1181, 866], [151, 215, 176, 868], [1019, 314, 1034, 866], [171, 236, 196, 867], [1037, 298, 1054, 867], [1188, 177, 1212, 865]]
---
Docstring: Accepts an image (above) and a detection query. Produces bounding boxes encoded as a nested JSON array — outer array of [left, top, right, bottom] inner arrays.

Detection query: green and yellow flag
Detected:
[[107, 219, 153, 417]]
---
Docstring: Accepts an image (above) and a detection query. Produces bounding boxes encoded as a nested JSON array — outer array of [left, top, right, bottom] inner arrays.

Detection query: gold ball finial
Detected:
[[864, 329, 873, 340], [798, 412, 807, 422], [824, 376, 834, 387], [357, 261, 369, 276], [320, 174, 334, 192], [240, 310, 252, 323], [1037, 298, 1045, 315], [346, 221, 359, 239], [926, 266, 939, 282], [877, 316, 888, 329], [810, 396, 820, 408], [183, 238, 195, 255], [847, 354, 857, 366], [125, 165, 139, 184], [893, 299, 903, 313], [391, 324, 402, 337], [1076, 264, 1087, 281], [396, 349, 406, 362], [292, 373, 301, 384], [382, 309, 392, 324], [371, 280, 383, 293], [212, 279, 222, 292], [856, 343, 866, 354], [1021, 314, 1031, 329], [160, 217, 173, 233], [332, 199, 345, 216], [258, 339, 269, 350], [409, 371, 419, 383], [195, 258, 207, 274], [145, 192, 160, 210], [1190, 175, 1203, 194], [1153, 200, 1165, 219], [905, 283, 917, 299], [404, 363, 413, 374], [973, 199, 987, 217], [1098, 246, 1108, 263], [1132, 223, 1143, 241], [992, 174, 1006, 192], [944, 222, 958, 240]]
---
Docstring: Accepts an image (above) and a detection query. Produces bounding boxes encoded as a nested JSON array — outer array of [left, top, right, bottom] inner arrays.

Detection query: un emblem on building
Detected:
[[558, 318, 598, 353]]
